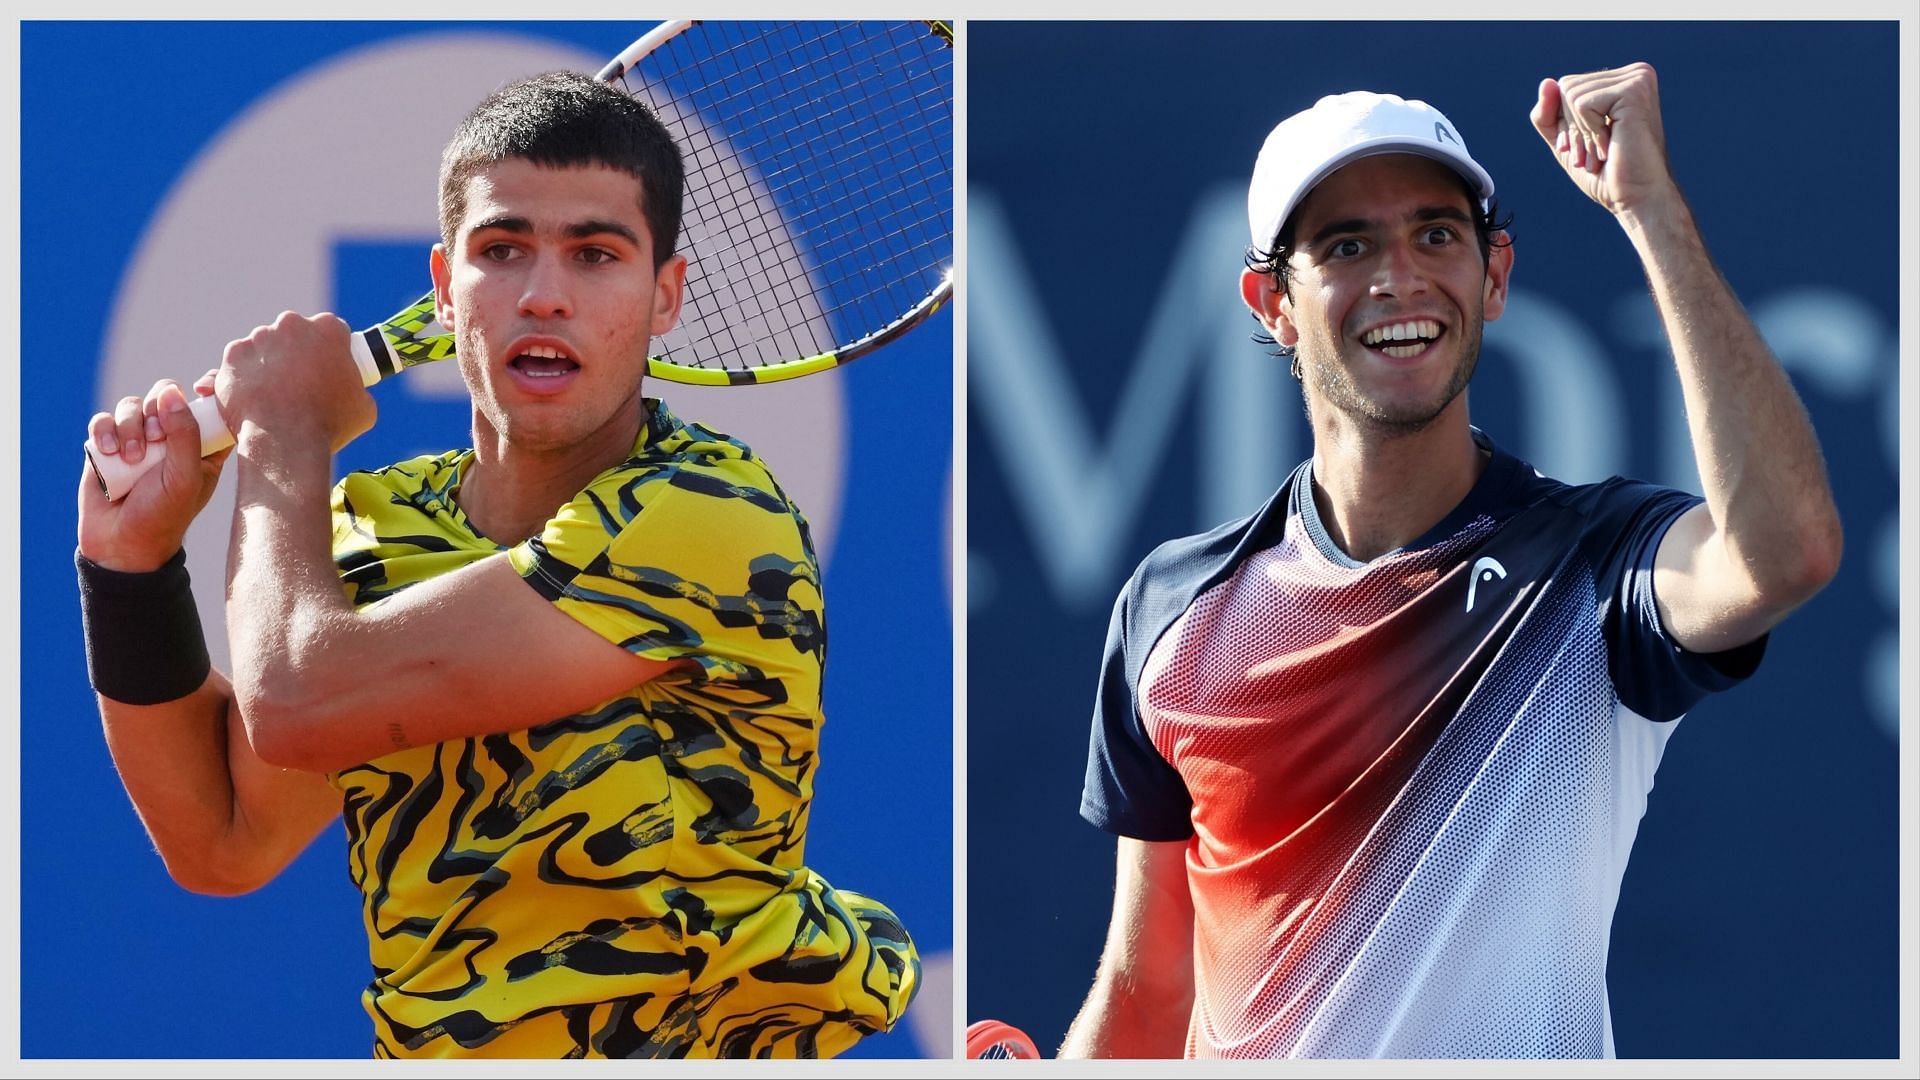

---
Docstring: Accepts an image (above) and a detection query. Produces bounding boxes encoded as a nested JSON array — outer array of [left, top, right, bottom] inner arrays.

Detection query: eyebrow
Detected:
[[467, 215, 642, 247], [1303, 204, 1475, 250]]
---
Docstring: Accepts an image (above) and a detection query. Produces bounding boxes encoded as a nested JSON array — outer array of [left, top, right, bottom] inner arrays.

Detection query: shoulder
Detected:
[[1482, 437, 1697, 537], [539, 403, 817, 577], [1532, 470, 1678, 510], [1493, 467, 1703, 595], [1112, 477, 1292, 651], [1530, 472, 1701, 537], [1129, 512, 1258, 600], [1127, 457, 1303, 601], [332, 449, 472, 545], [334, 448, 469, 511], [586, 404, 797, 525]]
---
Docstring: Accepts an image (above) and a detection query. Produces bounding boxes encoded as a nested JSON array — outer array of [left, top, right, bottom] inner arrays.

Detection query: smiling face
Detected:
[[430, 158, 686, 459], [1243, 153, 1512, 436]]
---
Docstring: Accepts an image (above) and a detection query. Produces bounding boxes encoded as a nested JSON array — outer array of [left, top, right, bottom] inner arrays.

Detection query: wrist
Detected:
[[234, 417, 336, 490], [76, 542, 182, 575], [1615, 187, 1695, 250], [76, 547, 213, 705], [235, 414, 329, 455]]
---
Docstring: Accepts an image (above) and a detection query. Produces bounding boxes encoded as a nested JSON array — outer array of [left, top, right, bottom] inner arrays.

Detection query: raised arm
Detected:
[[1531, 63, 1842, 653], [1059, 836, 1195, 1058], [216, 313, 682, 775], [79, 379, 339, 895]]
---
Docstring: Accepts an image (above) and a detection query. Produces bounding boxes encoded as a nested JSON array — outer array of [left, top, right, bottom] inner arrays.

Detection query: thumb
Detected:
[[1530, 77, 1562, 148], [154, 383, 209, 494]]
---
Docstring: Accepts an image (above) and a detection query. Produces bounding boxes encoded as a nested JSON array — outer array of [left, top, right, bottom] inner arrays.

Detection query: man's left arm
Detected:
[[1532, 63, 1843, 654]]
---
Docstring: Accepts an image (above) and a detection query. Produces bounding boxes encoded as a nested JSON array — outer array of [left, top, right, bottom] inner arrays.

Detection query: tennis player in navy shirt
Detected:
[[1067, 63, 1842, 1059]]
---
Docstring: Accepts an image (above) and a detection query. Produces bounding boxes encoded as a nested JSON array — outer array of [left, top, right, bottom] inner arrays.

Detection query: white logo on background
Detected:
[[1466, 556, 1508, 613]]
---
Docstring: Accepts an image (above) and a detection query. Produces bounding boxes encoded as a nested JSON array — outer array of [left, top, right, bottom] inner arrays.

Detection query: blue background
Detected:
[[967, 21, 1900, 1058], [20, 21, 951, 1059]]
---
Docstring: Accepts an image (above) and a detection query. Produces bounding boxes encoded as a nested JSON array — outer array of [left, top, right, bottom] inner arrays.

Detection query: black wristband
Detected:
[[76, 547, 213, 705]]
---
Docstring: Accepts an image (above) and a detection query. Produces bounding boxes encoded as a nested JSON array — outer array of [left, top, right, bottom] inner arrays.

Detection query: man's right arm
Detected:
[[80, 379, 338, 895], [1058, 836, 1195, 1058]]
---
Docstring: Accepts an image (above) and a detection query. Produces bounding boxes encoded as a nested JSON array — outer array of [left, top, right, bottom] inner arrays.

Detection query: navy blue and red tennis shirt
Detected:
[[1082, 430, 1764, 1059]]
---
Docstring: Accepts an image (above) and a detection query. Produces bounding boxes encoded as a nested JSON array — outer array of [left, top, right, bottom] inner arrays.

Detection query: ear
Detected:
[[1239, 267, 1299, 348], [429, 244, 456, 332], [650, 253, 688, 337], [1481, 230, 1515, 323]]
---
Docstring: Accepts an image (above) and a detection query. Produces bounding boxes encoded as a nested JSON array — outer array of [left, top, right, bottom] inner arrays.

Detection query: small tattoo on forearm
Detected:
[[387, 723, 411, 750]]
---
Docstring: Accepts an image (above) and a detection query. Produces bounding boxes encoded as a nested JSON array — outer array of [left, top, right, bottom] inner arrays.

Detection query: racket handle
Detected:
[[86, 331, 387, 502]]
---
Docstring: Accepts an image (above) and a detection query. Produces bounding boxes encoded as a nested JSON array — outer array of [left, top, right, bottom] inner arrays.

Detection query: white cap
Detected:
[[1248, 91, 1494, 251]]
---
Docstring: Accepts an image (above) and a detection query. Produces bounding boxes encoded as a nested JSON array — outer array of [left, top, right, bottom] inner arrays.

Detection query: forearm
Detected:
[[99, 675, 248, 891], [226, 422, 364, 767], [99, 671, 330, 894], [1061, 836, 1196, 1058], [1059, 967, 1194, 1058], [76, 542, 261, 891], [1623, 195, 1842, 598]]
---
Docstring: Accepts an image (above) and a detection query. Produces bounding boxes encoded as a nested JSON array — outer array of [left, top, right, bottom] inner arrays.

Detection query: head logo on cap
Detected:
[[1247, 91, 1495, 252]]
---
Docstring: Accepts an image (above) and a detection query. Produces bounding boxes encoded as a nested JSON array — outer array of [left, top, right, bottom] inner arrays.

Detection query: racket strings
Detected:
[[610, 21, 952, 372], [708, 19, 949, 356], [777, 27, 950, 357]]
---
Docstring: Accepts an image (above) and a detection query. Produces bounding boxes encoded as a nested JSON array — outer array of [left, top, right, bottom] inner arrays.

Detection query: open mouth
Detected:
[[1360, 319, 1442, 359], [509, 344, 579, 378]]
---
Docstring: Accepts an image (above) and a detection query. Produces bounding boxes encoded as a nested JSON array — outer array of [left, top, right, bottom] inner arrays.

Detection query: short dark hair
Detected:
[[1246, 169, 1513, 312], [438, 71, 684, 267]]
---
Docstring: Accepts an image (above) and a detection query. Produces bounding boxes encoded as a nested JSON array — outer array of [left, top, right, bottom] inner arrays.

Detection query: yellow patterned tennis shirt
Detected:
[[327, 399, 917, 1058]]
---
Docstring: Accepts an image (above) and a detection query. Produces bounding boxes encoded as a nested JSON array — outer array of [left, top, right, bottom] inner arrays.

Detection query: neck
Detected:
[[1307, 398, 1486, 562], [458, 399, 648, 545]]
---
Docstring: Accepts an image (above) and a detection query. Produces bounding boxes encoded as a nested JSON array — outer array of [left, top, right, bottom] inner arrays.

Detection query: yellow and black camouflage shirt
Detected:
[[327, 399, 917, 1058]]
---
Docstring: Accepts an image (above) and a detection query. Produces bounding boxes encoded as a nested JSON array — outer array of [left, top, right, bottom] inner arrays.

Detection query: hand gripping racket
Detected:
[[88, 19, 954, 501], [965, 1020, 1043, 1059]]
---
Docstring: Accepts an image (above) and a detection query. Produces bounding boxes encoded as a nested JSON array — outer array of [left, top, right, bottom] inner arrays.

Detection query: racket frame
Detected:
[[965, 1019, 1043, 1060]]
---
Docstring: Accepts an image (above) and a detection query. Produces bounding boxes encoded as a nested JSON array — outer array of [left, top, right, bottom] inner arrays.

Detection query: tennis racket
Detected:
[[88, 19, 954, 501], [965, 1020, 1043, 1059]]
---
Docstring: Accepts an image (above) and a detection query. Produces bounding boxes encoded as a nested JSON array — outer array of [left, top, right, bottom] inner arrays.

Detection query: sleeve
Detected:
[[1080, 578, 1195, 841], [1589, 480, 1767, 723], [505, 463, 824, 687]]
